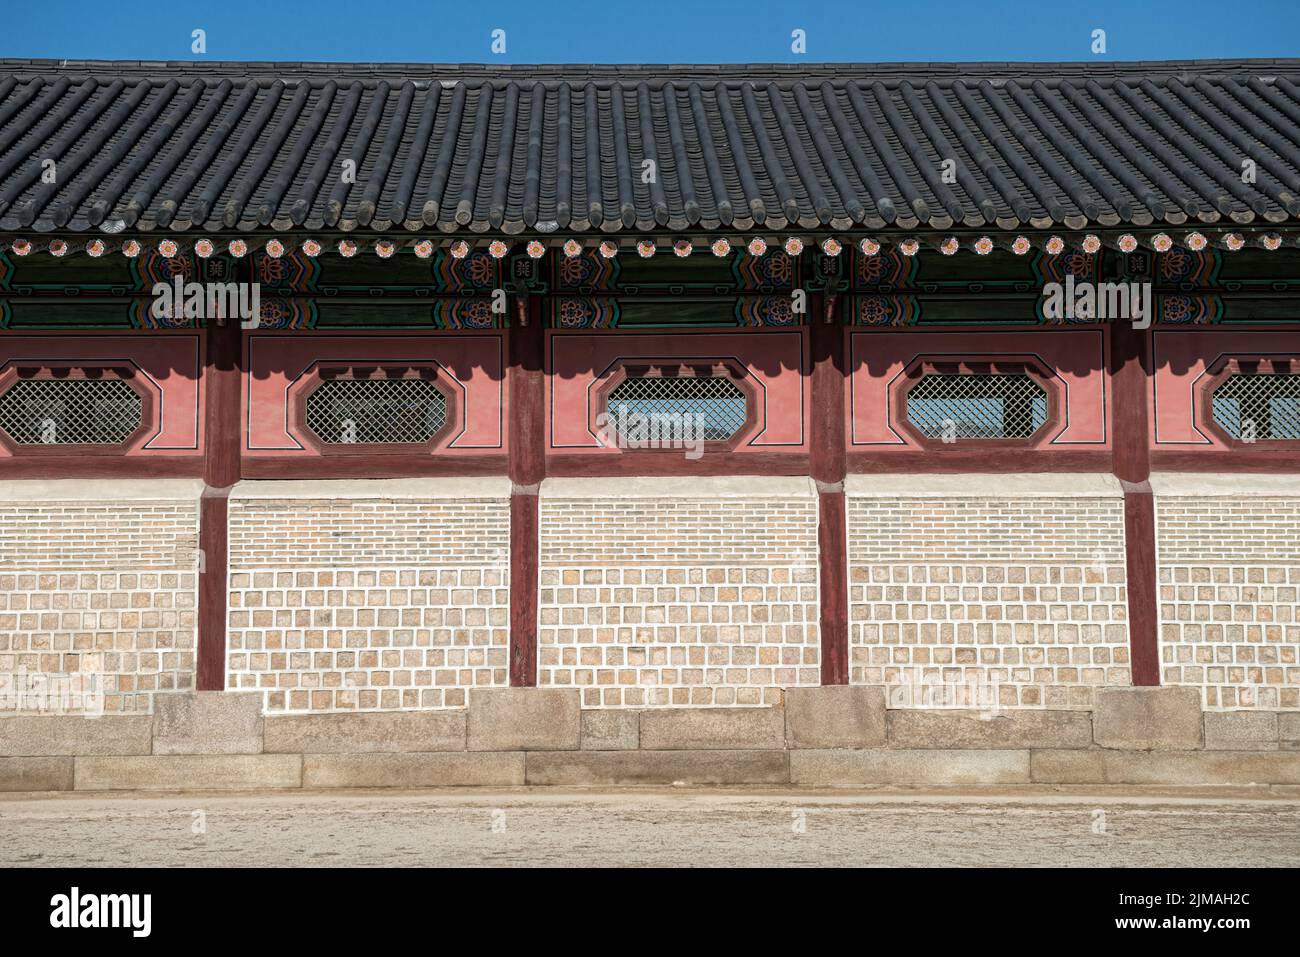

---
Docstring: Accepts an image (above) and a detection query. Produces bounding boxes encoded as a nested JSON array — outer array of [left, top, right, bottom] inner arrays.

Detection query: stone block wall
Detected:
[[5, 686, 1300, 793], [1153, 473, 1300, 711], [0, 480, 200, 715], [846, 474, 1132, 710], [537, 477, 822, 708], [225, 479, 511, 714]]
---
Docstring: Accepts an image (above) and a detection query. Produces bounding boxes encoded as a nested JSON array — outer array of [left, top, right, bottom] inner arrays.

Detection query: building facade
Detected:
[[0, 59, 1298, 788]]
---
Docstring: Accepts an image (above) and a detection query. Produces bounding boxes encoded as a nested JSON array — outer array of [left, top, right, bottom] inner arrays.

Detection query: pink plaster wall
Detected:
[[1153, 328, 1300, 448], [0, 332, 202, 456], [847, 328, 1110, 449], [244, 332, 505, 456], [547, 328, 809, 453]]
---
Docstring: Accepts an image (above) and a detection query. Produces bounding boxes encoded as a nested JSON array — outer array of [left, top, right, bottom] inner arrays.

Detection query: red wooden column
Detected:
[[1110, 319, 1160, 686], [196, 314, 242, 691], [810, 292, 849, 685], [508, 294, 545, 686]]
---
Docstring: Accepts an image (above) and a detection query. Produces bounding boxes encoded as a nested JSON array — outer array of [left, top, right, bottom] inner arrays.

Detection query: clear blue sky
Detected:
[[3, 0, 1298, 64]]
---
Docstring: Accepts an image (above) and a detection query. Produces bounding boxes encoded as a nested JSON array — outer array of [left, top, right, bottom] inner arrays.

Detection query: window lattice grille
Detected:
[[907, 373, 1048, 440], [1212, 373, 1300, 440], [0, 377, 142, 445], [607, 374, 748, 443], [305, 376, 447, 445]]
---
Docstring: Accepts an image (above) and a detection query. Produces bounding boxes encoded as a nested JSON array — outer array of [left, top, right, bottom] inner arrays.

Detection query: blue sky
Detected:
[[3, 0, 1298, 63]]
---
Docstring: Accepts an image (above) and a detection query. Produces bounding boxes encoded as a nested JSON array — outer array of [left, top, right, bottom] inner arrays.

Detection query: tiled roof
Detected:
[[1, 59, 1299, 235]]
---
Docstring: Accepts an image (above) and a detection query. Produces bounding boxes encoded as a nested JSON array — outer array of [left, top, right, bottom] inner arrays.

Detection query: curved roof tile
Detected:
[[1, 59, 1298, 234]]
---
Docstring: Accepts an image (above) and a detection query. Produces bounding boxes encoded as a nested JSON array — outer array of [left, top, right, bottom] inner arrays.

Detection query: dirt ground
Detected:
[[2, 788, 1298, 867]]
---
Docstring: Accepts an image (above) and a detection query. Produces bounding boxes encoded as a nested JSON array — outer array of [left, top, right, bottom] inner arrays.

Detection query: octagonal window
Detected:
[[305, 372, 448, 446], [606, 372, 748, 444], [0, 375, 143, 445], [907, 372, 1048, 440], [1211, 372, 1300, 440]]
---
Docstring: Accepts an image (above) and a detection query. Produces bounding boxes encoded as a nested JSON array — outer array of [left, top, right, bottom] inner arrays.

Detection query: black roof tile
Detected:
[[0, 59, 1298, 235]]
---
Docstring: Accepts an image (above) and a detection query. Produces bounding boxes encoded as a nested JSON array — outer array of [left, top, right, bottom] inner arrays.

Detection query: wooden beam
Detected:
[[508, 294, 545, 686], [810, 293, 847, 484], [1109, 319, 1160, 686], [1110, 321, 1151, 485], [811, 292, 849, 685], [1121, 484, 1160, 686], [196, 489, 230, 691], [509, 490, 539, 686], [195, 314, 241, 692], [816, 488, 848, 685]]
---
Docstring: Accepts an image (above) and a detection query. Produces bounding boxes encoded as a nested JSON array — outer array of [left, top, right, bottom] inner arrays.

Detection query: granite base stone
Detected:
[[0, 756, 74, 791], [1092, 688, 1204, 750], [0, 716, 152, 757], [153, 692, 264, 755], [0, 687, 1293, 791], [265, 711, 466, 754]]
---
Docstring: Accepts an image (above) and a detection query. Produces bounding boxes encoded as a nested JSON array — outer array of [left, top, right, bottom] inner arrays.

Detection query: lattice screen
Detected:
[[305, 376, 447, 445], [606, 374, 748, 443], [0, 377, 142, 445], [1211, 373, 1300, 440], [907, 372, 1048, 440]]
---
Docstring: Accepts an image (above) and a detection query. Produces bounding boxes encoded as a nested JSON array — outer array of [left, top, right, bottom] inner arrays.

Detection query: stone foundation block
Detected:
[[1030, 749, 1106, 784], [640, 708, 785, 750], [0, 756, 74, 791], [1204, 712, 1279, 751], [581, 711, 639, 750], [467, 689, 580, 751], [302, 752, 523, 788], [1277, 713, 1300, 751], [525, 750, 789, 786], [790, 749, 1030, 787], [1031, 749, 1300, 786], [152, 692, 264, 755], [785, 686, 885, 749], [888, 710, 1093, 750], [74, 754, 302, 791], [1096, 751, 1300, 786], [0, 716, 152, 757], [1092, 688, 1203, 750], [265, 711, 466, 754]]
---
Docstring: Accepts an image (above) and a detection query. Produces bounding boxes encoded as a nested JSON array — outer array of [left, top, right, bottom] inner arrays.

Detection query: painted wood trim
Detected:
[[510, 295, 546, 487], [204, 322, 243, 489], [509, 490, 539, 687], [1109, 321, 1160, 687], [196, 318, 242, 691], [196, 487, 230, 692], [810, 293, 849, 684], [509, 294, 545, 686], [1151, 450, 1300, 471], [546, 451, 810, 477], [817, 487, 848, 685], [845, 449, 1113, 472], [239, 455, 508, 479], [1109, 320, 1151, 484], [1123, 481, 1160, 687], [0, 457, 204, 478], [810, 294, 846, 485]]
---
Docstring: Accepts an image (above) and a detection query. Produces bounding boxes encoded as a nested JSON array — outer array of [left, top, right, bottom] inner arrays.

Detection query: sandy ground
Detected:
[[2, 787, 1299, 867]]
